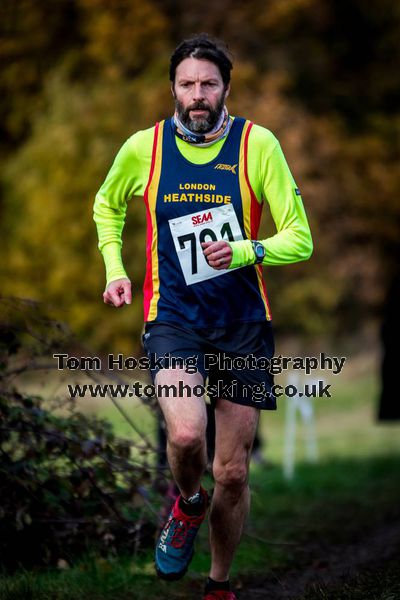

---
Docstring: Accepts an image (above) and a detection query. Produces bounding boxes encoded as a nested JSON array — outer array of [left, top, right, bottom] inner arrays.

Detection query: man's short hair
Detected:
[[170, 34, 233, 88]]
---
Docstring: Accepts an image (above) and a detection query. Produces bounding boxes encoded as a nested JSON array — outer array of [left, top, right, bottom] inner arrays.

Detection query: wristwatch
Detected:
[[251, 241, 266, 264]]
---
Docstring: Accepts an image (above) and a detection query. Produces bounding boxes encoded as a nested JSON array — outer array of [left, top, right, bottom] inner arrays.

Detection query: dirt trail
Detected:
[[237, 520, 400, 599]]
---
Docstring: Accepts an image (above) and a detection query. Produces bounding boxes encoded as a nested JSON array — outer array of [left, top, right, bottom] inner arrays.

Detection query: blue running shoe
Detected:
[[155, 487, 208, 580]]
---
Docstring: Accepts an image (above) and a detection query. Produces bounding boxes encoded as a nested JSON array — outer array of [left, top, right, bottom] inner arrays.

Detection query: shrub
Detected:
[[0, 298, 157, 570]]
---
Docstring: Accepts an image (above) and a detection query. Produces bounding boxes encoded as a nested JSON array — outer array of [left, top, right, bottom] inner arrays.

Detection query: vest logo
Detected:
[[214, 163, 238, 175], [192, 212, 213, 226]]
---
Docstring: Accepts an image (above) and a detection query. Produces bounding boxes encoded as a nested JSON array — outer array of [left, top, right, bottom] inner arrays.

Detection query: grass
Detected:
[[1, 453, 399, 599], [298, 558, 400, 600]]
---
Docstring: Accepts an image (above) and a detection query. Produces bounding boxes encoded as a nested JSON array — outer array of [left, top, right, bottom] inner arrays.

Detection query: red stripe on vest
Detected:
[[143, 122, 160, 321]]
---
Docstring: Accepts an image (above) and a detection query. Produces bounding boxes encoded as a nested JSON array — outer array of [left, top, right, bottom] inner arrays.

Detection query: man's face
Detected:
[[172, 57, 230, 133]]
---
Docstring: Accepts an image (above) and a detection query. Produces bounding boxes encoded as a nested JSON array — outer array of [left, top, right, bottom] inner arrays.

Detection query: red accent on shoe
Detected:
[[167, 502, 206, 549], [203, 591, 237, 599]]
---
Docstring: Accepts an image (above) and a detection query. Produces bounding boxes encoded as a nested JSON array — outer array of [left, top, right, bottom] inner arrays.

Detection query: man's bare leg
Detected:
[[209, 399, 259, 581], [154, 368, 209, 581], [155, 368, 207, 498]]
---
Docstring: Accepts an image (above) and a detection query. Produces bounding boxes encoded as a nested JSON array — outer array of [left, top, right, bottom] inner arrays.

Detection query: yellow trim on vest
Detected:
[[256, 266, 271, 320], [238, 121, 252, 240]]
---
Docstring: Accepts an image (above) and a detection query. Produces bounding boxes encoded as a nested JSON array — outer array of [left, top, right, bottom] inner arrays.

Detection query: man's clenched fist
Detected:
[[201, 240, 233, 270], [103, 278, 132, 308]]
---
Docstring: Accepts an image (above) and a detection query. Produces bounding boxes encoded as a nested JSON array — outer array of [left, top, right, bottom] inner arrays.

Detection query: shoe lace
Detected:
[[168, 513, 204, 549]]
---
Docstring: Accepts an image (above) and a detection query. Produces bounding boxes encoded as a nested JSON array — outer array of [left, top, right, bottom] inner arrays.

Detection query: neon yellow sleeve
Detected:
[[229, 126, 313, 268], [93, 128, 154, 286]]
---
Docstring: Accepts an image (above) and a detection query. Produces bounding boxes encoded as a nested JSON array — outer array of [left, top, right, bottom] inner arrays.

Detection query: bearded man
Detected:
[[94, 34, 313, 600]]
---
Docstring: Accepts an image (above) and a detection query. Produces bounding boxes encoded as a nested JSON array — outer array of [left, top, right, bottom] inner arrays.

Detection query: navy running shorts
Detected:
[[141, 320, 276, 410]]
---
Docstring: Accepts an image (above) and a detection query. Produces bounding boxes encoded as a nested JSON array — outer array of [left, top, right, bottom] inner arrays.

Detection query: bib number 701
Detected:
[[168, 204, 243, 286]]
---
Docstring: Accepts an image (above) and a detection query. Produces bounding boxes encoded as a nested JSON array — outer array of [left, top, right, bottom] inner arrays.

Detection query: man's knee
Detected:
[[213, 459, 249, 492], [168, 426, 205, 453]]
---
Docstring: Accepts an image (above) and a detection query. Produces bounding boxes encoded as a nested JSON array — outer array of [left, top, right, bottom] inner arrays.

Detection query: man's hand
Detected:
[[201, 241, 233, 270], [103, 278, 132, 307]]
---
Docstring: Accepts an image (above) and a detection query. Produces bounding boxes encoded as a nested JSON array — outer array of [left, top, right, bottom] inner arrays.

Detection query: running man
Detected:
[[94, 34, 313, 600]]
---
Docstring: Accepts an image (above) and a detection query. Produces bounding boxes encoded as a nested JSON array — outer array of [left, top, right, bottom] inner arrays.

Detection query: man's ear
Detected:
[[171, 83, 176, 98], [224, 84, 231, 99]]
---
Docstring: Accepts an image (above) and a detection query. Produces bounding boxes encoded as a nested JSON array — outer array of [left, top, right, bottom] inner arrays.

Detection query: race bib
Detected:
[[169, 204, 243, 285]]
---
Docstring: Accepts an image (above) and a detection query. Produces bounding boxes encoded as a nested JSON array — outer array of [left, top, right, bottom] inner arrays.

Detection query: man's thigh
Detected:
[[142, 323, 208, 439], [213, 398, 260, 470], [155, 368, 207, 440]]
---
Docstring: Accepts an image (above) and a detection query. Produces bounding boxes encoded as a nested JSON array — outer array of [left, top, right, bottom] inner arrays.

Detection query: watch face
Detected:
[[252, 241, 265, 263], [256, 245, 264, 258]]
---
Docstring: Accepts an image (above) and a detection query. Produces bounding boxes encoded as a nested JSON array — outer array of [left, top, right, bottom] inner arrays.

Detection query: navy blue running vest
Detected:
[[143, 117, 271, 327]]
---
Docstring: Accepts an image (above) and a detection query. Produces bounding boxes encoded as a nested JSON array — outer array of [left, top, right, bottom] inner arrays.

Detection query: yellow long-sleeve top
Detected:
[[94, 119, 313, 288]]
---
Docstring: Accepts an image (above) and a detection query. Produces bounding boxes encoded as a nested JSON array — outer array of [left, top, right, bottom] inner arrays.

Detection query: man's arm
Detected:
[[204, 129, 313, 270], [93, 130, 153, 306], [94, 191, 129, 286]]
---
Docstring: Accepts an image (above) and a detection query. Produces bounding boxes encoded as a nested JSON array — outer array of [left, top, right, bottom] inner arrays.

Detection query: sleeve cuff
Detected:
[[228, 240, 255, 269], [101, 242, 129, 287]]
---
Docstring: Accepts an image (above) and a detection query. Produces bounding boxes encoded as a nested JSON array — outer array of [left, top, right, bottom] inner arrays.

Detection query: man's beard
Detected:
[[175, 93, 226, 133]]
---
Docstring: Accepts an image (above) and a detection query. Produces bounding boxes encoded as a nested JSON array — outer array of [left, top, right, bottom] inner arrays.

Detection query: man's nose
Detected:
[[192, 82, 205, 101]]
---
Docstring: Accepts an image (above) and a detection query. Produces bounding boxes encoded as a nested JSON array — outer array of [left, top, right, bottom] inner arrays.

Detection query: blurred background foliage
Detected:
[[1, 0, 399, 354]]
